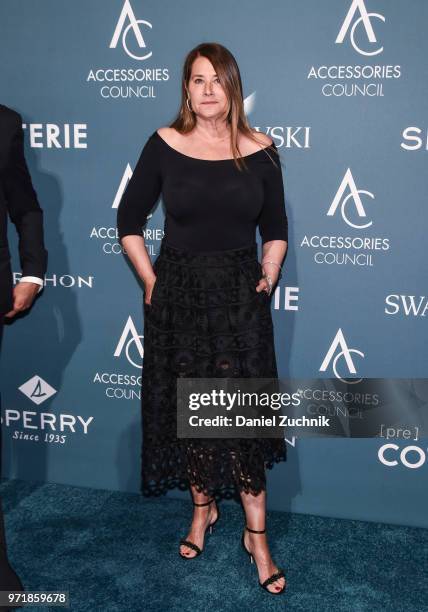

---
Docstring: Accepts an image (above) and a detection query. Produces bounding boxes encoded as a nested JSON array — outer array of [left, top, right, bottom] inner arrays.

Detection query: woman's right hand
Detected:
[[144, 275, 157, 306]]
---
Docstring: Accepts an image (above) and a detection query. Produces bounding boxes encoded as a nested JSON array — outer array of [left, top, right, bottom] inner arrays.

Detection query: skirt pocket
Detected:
[[144, 257, 162, 308]]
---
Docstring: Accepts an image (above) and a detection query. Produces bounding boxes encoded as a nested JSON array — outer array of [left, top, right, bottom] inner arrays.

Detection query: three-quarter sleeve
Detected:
[[117, 132, 162, 240], [257, 144, 288, 244]]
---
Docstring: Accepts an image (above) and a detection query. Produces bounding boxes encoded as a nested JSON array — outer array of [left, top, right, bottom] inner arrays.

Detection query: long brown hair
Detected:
[[170, 42, 278, 171]]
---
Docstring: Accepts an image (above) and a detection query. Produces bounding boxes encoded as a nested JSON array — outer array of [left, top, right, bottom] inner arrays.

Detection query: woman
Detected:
[[117, 42, 288, 595]]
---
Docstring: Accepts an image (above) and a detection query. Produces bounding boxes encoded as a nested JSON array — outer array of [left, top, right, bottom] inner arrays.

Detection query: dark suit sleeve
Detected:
[[3, 113, 47, 278]]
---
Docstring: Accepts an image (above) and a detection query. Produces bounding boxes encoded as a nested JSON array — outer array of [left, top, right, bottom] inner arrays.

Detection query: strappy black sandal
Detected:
[[179, 498, 219, 559], [241, 525, 286, 594]]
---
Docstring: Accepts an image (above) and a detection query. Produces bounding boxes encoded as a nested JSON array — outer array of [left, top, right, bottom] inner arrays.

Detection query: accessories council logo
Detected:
[[319, 328, 364, 383], [110, 0, 153, 60], [300, 167, 391, 268], [92, 317, 145, 401], [335, 0, 385, 57], [85, 0, 170, 99], [114, 316, 144, 368], [328, 168, 374, 230], [307, 0, 401, 97]]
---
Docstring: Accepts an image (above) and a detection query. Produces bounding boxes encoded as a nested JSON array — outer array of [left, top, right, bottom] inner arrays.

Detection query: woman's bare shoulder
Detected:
[[156, 126, 171, 138], [250, 129, 273, 146], [156, 126, 182, 145], [238, 129, 273, 155]]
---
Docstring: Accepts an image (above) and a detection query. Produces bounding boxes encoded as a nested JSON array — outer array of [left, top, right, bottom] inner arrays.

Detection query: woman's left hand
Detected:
[[256, 263, 280, 295], [256, 277, 271, 294]]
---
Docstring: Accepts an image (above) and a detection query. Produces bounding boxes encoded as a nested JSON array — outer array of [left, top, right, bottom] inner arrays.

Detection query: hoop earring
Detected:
[[186, 97, 193, 112]]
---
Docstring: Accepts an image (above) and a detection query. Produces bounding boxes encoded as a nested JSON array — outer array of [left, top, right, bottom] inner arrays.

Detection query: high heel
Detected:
[[179, 498, 219, 559], [241, 525, 286, 595]]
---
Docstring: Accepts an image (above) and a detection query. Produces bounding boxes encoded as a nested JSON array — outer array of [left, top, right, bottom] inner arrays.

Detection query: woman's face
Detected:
[[187, 56, 229, 121]]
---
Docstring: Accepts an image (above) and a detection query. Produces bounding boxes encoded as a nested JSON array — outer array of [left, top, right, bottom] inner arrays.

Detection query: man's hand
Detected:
[[4, 282, 41, 318]]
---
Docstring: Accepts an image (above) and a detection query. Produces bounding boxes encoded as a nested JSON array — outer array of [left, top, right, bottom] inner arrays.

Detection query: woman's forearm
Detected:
[[261, 239, 287, 284], [120, 235, 156, 284]]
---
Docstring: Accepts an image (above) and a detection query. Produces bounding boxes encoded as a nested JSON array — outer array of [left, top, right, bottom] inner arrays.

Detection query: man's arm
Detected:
[[3, 113, 47, 317], [19, 275, 43, 292]]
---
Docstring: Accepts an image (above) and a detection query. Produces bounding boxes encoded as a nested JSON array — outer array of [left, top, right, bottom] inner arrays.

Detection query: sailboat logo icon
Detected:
[[18, 376, 57, 405], [31, 379, 46, 400]]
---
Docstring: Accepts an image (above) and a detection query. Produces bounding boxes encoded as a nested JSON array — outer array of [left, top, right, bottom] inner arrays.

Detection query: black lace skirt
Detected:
[[141, 240, 287, 500]]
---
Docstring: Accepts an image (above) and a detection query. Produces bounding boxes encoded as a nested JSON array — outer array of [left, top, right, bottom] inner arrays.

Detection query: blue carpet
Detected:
[[1, 479, 427, 612]]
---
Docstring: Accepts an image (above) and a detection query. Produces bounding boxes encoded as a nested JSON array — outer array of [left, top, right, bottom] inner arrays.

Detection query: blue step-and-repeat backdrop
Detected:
[[0, 1, 427, 528]]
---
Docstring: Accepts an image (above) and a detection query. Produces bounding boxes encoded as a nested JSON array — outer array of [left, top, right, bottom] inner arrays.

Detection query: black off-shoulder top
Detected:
[[117, 130, 288, 252]]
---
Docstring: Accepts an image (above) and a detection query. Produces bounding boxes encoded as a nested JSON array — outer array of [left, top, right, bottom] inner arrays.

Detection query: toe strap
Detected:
[[179, 539, 202, 555], [261, 569, 286, 588]]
